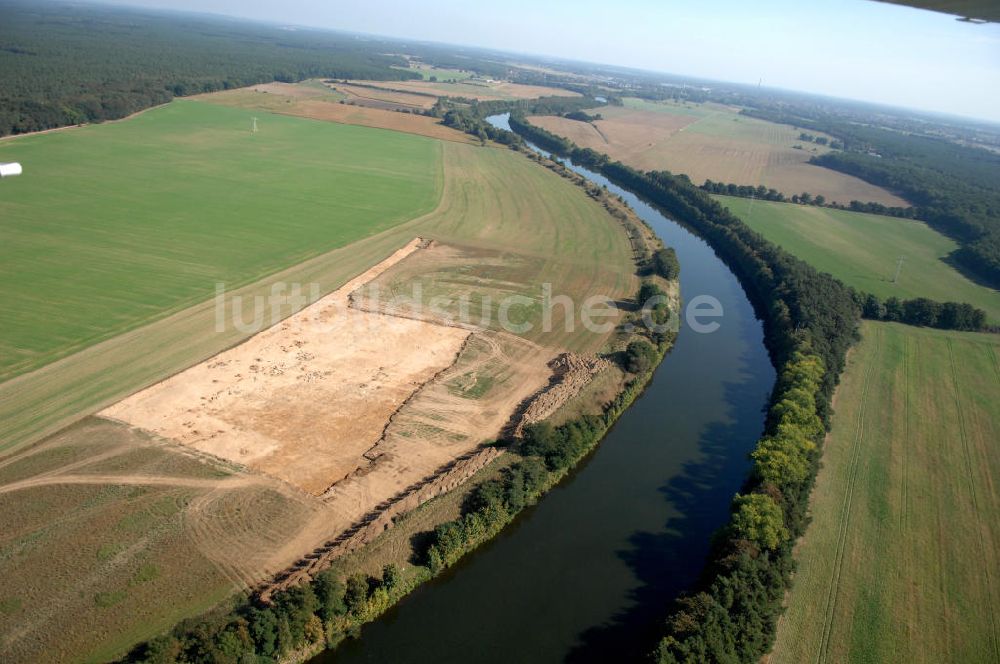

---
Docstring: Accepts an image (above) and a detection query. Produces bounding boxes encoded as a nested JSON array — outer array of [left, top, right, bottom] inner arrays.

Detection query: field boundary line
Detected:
[[816, 326, 880, 664], [947, 339, 1000, 661], [0, 102, 171, 142]]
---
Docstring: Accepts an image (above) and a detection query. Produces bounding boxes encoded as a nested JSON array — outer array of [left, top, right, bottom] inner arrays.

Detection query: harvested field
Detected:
[[287, 99, 474, 142], [352, 78, 581, 102], [199, 85, 475, 143], [393, 64, 475, 81], [527, 99, 908, 206], [350, 235, 632, 354], [769, 322, 1000, 664]]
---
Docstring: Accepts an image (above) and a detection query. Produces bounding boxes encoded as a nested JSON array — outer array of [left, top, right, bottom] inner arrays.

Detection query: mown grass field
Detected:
[[0, 418, 318, 663], [769, 322, 1000, 664], [0, 99, 443, 381], [715, 195, 1000, 322], [528, 97, 906, 206]]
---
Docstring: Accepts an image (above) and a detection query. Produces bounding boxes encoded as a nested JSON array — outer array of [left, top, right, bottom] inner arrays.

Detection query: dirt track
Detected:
[[0, 472, 261, 496]]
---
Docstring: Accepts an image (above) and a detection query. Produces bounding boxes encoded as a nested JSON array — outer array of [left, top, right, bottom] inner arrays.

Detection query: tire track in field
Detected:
[[815, 326, 880, 664], [988, 344, 1000, 391], [947, 339, 1000, 662], [899, 334, 912, 646], [183, 488, 259, 593], [900, 335, 910, 532]]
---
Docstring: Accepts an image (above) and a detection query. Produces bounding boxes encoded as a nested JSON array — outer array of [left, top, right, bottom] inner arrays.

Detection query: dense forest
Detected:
[[0, 0, 423, 136], [743, 107, 1000, 287]]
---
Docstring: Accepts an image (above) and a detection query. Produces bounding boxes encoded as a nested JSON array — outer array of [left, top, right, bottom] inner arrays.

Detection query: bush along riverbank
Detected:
[[507, 115, 861, 663], [424, 306, 677, 576]]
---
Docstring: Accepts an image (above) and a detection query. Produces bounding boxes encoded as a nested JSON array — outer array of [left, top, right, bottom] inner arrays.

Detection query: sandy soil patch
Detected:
[[320, 331, 553, 506], [102, 239, 471, 495]]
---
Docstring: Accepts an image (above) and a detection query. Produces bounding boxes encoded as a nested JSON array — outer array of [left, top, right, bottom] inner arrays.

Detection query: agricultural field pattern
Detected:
[[0, 93, 637, 660]]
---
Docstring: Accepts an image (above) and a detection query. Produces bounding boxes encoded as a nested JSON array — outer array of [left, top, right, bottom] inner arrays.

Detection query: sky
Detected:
[[101, 0, 1000, 122]]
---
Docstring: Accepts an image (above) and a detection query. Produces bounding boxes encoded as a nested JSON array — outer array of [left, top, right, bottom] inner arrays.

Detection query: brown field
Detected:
[[0, 121, 637, 659], [327, 82, 438, 110], [197, 83, 476, 143], [352, 78, 581, 102], [528, 102, 908, 206]]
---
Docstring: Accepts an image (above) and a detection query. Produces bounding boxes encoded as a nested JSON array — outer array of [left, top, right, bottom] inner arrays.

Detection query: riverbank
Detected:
[[285, 139, 682, 662], [295, 316, 679, 662], [500, 114, 859, 662], [321, 118, 774, 663]]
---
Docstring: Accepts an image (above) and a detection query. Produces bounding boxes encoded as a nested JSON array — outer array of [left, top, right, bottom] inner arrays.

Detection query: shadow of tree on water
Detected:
[[565, 377, 768, 663]]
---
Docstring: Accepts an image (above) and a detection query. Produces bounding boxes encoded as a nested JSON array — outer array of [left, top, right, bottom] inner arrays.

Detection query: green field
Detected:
[[0, 100, 442, 381], [770, 322, 1000, 663], [715, 195, 1000, 321]]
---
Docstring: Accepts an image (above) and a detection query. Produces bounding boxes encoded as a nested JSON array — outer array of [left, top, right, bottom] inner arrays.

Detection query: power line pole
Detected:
[[250, 117, 258, 135], [892, 255, 905, 284]]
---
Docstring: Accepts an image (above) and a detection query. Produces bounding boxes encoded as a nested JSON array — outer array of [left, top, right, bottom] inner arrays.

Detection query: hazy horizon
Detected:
[[87, 0, 1000, 124]]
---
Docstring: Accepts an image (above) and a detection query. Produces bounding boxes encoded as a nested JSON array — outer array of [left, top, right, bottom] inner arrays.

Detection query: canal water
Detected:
[[318, 114, 774, 662]]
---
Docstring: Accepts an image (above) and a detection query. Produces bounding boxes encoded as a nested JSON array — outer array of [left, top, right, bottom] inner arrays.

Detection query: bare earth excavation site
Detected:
[[99, 236, 606, 595]]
